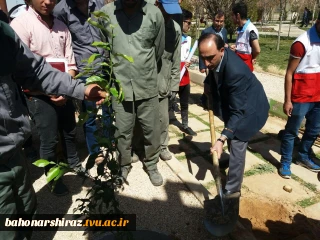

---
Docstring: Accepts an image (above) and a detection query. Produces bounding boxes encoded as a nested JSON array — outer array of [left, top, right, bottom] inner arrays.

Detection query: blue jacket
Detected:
[[199, 26, 228, 70], [205, 48, 269, 141]]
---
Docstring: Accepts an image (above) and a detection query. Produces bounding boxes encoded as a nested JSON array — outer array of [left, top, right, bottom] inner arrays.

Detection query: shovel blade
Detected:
[[204, 196, 239, 237]]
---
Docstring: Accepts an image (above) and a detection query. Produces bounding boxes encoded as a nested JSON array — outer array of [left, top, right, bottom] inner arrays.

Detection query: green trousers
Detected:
[[0, 150, 37, 240], [133, 97, 169, 153], [159, 97, 169, 149], [112, 96, 160, 170]]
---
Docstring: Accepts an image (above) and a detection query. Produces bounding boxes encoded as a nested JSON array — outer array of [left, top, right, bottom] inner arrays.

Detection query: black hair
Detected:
[[198, 33, 224, 50], [0, 10, 9, 23], [182, 8, 192, 20], [232, 1, 247, 20], [214, 10, 225, 19]]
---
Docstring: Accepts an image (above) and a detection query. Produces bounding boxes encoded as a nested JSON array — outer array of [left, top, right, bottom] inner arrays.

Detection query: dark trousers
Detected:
[[0, 150, 37, 240], [25, 95, 80, 168], [226, 139, 248, 193], [178, 84, 190, 129], [82, 99, 114, 156], [112, 96, 160, 170]]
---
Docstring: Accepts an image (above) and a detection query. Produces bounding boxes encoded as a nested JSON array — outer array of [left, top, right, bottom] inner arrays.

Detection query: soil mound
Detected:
[[239, 192, 320, 240]]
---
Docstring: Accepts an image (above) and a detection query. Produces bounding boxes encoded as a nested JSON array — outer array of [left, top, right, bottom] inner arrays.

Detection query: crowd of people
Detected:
[[1, 0, 320, 239]]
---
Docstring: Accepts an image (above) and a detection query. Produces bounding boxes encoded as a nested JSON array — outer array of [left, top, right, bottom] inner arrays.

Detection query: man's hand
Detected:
[[50, 95, 67, 106], [283, 101, 293, 117], [252, 58, 257, 65], [84, 84, 108, 105], [185, 61, 191, 68], [169, 91, 178, 101], [229, 44, 236, 52], [204, 83, 211, 96], [200, 69, 206, 73], [210, 141, 224, 159]]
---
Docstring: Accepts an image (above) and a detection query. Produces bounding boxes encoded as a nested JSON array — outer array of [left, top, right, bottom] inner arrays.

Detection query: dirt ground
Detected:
[[238, 190, 320, 240]]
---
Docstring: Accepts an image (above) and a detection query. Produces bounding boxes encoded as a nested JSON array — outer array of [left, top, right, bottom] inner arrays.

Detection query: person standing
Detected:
[[230, 1, 260, 72], [199, 33, 269, 197], [198, 10, 228, 109], [100, 0, 165, 186], [279, 14, 320, 178], [199, 10, 228, 74], [11, 0, 87, 196], [154, 0, 182, 160], [0, 20, 106, 240], [53, 0, 113, 164], [177, 8, 197, 136], [301, 7, 308, 27]]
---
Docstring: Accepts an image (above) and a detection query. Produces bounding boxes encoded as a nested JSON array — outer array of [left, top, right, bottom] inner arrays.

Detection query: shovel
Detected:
[[203, 97, 239, 237]]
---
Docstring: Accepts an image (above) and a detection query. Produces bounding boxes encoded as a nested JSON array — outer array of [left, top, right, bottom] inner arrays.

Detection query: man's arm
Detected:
[[251, 39, 260, 63], [249, 30, 260, 63], [64, 27, 78, 77], [170, 24, 182, 92], [154, 11, 165, 63], [283, 56, 300, 116], [11, 32, 85, 100]]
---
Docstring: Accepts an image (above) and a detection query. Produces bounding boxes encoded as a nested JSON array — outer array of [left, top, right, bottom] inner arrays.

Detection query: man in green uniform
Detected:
[[100, 0, 165, 186], [155, 0, 181, 160]]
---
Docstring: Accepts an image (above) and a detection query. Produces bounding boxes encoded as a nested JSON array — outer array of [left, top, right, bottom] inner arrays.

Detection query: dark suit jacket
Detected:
[[204, 48, 269, 142]]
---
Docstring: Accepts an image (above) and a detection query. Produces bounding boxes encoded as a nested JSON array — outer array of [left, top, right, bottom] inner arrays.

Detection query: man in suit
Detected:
[[199, 33, 269, 198]]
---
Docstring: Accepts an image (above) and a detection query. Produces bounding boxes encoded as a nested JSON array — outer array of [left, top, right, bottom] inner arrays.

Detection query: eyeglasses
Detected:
[[184, 21, 191, 25]]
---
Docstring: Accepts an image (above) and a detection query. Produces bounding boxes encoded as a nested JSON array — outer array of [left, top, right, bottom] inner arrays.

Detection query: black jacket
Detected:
[[205, 48, 269, 141]]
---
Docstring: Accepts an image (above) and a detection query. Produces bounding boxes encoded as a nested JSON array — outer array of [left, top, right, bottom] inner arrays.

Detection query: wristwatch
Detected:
[[217, 138, 225, 144]]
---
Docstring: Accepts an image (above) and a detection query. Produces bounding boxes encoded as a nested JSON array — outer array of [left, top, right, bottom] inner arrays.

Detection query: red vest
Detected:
[[180, 62, 190, 86]]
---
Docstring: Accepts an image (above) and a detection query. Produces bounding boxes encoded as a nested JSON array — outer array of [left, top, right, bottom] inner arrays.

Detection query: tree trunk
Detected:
[[288, 11, 293, 39], [277, 0, 283, 51]]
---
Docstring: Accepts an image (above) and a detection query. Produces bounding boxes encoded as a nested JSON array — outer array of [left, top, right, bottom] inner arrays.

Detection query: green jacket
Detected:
[[101, 1, 165, 101], [158, 19, 181, 98]]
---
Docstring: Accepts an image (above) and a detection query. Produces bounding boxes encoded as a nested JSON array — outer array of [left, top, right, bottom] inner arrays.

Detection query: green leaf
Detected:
[[33, 159, 51, 167], [58, 162, 70, 168], [46, 166, 60, 183], [87, 18, 105, 30], [114, 53, 134, 63], [54, 167, 68, 181], [86, 75, 105, 84], [91, 11, 110, 20], [87, 53, 102, 64], [92, 41, 111, 50], [109, 87, 119, 97]]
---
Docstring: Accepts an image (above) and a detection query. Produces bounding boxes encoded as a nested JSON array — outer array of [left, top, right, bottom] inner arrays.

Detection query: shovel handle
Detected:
[[209, 109, 220, 178]]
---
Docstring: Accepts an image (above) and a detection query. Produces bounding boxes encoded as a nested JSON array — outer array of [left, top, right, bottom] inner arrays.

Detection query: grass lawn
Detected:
[[257, 35, 294, 74]]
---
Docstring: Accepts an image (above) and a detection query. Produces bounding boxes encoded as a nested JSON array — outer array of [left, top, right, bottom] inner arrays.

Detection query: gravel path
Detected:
[[254, 71, 285, 103]]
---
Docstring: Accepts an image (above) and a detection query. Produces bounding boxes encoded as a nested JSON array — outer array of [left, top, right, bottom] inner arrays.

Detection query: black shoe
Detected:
[[223, 190, 241, 199], [182, 127, 197, 136], [173, 104, 181, 114], [47, 178, 69, 196]]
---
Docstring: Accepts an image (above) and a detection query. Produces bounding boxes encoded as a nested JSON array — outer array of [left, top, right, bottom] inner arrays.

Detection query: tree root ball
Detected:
[[283, 185, 292, 193]]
